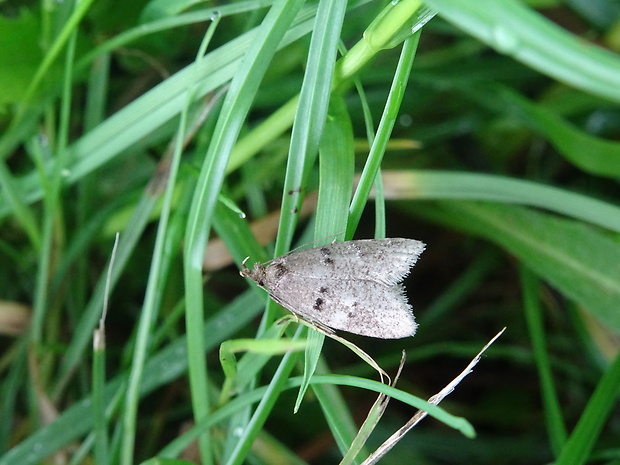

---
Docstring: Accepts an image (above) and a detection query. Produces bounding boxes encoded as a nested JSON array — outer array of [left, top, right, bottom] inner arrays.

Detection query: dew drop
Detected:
[[491, 26, 519, 54], [399, 114, 412, 127]]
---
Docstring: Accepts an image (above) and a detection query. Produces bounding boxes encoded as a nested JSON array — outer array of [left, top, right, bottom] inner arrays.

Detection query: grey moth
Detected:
[[240, 238, 425, 339]]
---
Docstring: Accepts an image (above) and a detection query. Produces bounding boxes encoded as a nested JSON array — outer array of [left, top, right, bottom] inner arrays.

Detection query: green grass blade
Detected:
[[183, 0, 304, 461], [272, 0, 347, 255], [0, 290, 263, 465], [416, 202, 620, 331], [347, 34, 420, 237], [223, 327, 304, 465], [0, 7, 318, 222], [55, 193, 159, 393], [425, 0, 620, 103], [385, 170, 620, 233], [458, 85, 620, 179], [555, 351, 620, 465], [121, 18, 221, 464], [521, 267, 568, 456]]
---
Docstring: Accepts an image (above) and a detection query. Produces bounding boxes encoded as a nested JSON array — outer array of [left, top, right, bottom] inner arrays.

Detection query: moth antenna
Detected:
[[287, 231, 346, 255]]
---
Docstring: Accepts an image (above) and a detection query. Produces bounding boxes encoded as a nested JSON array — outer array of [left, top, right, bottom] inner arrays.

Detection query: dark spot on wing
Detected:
[[320, 248, 334, 266], [273, 263, 288, 279], [313, 298, 324, 311], [319, 287, 327, 293]]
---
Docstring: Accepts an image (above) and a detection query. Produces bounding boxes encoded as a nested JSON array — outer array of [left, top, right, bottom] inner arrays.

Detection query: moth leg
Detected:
[[284, 310, 337, 336], [306, 319, 336, 336]]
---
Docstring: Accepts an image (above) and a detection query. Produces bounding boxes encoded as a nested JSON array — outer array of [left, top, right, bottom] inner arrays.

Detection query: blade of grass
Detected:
[[314, 95, 354, 241], [223, 327, 304, 465], [77, 53, 111, 318], [159, 369, 472, 460], [183, 0, 304, 461], [218, 324, 306, 405], [415, 201, 620, 331], [295, 94, 354, 409], [0, 290, 263, 465], [521, 267, 568, 457], [226, 0, 430, 175], [0, 4, 321, 221], [424, 0, 620, 103], [0, 0, 96, 161], [349, 63, 387, 238], [271, 0, 348, 258], [303, 93, 358, 450], [92, 233, 119, 465], [0, 161, 40, 249], [30, 11, 79, 348], [454, 84, 620, 179], [120, 17, 221, 465], [0, 341, 27, 453], [139, 0, 273, 23], [382, 170, 620, 234], [312, 360, 364, 459], [347, 34, 420, 238], [55, 192, 160, 395], [311, 375, 475, 437], [502, 88, 620, 179], [555, 351, 620, 465], [224, 0, 352, 460]]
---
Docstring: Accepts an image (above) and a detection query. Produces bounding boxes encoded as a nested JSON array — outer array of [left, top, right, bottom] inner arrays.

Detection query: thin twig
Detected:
[[361, 328, 506, 464]]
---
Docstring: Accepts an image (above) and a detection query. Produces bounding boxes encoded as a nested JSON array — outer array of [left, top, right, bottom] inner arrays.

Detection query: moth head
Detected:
[[239, 257, 267, 287]]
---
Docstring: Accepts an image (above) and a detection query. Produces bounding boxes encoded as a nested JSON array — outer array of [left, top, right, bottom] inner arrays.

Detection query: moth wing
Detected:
[[280, 238, 425, 286], [268, 274, 416, 339]]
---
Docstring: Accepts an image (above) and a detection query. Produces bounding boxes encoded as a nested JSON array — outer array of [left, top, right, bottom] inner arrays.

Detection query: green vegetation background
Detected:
[[1, 0, 620, 464]]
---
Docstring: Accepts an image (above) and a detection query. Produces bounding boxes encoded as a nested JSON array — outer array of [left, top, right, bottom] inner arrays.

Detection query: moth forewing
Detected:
[[277, 238, 425, 286]]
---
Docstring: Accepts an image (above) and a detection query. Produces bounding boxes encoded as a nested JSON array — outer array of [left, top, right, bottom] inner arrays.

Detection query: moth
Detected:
[[240, 238, 425, 339]]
